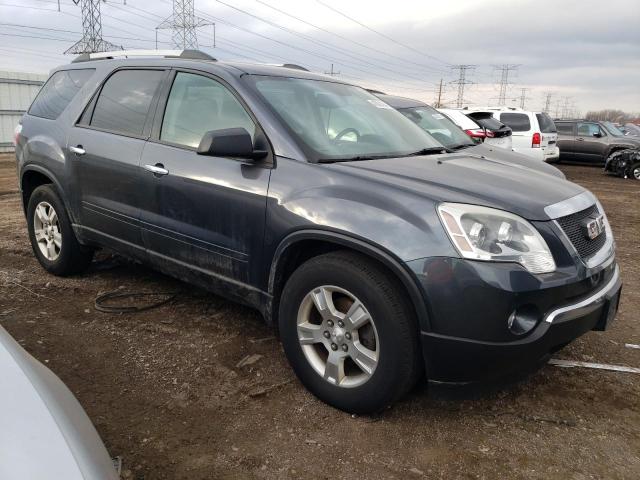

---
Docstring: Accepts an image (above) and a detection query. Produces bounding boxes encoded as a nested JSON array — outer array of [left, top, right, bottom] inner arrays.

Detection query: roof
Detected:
[[375, 93, 429, 109]]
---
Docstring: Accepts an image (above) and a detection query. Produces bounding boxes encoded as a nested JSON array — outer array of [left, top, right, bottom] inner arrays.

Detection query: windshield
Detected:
[[398, 106, 474, 149], [248, 76, 442, 161], [536, 112, 557, 133], [602, 121, 625, 137]]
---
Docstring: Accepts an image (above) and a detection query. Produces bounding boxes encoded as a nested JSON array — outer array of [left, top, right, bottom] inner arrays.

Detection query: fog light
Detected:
[[507, 305, 540, 335]]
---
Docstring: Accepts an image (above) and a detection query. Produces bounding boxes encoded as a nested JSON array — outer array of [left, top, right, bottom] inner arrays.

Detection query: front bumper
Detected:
[[407, 255, 621, 383]]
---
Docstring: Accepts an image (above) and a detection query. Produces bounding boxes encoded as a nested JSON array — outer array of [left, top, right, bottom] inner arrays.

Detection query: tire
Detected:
[[631, 162, 640, 181], [278, 250, 422, 413], [26, 184, 93, 276]]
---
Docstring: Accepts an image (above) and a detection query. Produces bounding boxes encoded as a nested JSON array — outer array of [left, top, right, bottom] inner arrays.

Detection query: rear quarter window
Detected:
[[535, 113, 557, 133], [28, 69, 95, 120], [499, 113, 531, 132]]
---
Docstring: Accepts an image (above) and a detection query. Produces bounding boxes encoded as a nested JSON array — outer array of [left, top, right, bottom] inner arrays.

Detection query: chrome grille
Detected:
[[556, 204, 607, 259]]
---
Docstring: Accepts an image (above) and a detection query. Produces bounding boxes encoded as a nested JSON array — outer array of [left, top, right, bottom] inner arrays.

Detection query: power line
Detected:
[[314, 0, 450, 66], [450, 65, 475, 108]]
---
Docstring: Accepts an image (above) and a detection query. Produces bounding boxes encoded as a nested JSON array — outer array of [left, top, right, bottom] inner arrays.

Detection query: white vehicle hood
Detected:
[[0, 325, 118, 480]]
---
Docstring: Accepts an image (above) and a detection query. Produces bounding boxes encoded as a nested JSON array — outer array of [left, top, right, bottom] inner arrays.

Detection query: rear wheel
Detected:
[[631, 162, 640, 180], [278, 251, 421, 413], [27, 185, 93, 275]]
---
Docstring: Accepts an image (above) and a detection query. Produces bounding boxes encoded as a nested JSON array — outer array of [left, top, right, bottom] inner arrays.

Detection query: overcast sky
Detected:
[[1, 0, 638, 114]]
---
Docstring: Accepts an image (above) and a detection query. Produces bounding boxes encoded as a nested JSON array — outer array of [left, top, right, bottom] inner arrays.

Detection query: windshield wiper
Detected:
[[403, 147, 450, 156], [449, 143, 475, 151], [317, 155, 385, 163]]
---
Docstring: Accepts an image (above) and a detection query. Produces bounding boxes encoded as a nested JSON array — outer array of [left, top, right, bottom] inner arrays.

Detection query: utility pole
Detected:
[[494, 64, 520, 105], [324, 64, 341, 76], [434, 78, 444, 108], [450, 65, 475, 109], [157, 0, 214, 50], [65, 0, 122, 54], [519, 88, 528, 109]]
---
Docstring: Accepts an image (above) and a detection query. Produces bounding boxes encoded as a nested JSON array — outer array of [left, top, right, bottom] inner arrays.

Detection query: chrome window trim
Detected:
[[544, 264, 620, 323]]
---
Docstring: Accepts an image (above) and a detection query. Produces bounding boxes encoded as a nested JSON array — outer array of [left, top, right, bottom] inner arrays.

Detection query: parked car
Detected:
[[436, 108, 492, 145], [465, 111, 513, 150], [623, 123, 640, 136], [555, 119, 640, 164], [376, 93, 563, 178], [16, 50, 621, 413], [604, 148, 640, 180], [465, 107, 559, 162], [0, 324, 119, 480]]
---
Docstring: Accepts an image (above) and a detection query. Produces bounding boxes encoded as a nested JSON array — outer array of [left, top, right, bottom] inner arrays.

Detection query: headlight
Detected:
[[437, 203, 556, 274]]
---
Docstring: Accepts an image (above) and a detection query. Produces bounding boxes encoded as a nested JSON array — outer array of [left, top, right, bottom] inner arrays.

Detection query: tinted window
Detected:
[[602, 121, 625, 137], [28, 69, 94, 120], [161, 72, 255, 148], [536, 113, 557, 133], [577, 122, 601, 137], [556, 123, 574, 135], [90, 70, 164, 136], [499, 113, 531, 132], [469, 114, 506, 131]]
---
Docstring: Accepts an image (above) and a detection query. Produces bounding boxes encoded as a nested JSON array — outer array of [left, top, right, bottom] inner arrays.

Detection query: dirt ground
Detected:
[[1, 153, 638, 479]]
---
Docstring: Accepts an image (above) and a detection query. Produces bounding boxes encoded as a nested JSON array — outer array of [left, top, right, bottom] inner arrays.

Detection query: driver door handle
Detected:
[[144, 163, 169, 176], [576, 138, 584, 141], [69, 145, 85, 155]]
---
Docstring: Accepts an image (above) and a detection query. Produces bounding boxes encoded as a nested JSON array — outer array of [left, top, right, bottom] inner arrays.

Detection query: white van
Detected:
[[466, 107, 559, 162]]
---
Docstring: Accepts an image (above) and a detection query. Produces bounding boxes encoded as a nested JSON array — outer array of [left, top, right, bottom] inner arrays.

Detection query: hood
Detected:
[[332, 151, 585, 221], [470, 143, 566, 179]]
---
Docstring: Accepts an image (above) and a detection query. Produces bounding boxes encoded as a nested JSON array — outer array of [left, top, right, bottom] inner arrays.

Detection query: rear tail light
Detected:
[[532, 132, 541, 148], [13, 124, 22, 146], [465, 128, 486, 138], [485, 130, 495, 138]]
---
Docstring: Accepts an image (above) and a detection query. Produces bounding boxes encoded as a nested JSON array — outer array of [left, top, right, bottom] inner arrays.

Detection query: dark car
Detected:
[[556, 119, 640, 164], [376, 93, 564, 178], [465, 111, 513, 147], [15, 50, 621, 414]]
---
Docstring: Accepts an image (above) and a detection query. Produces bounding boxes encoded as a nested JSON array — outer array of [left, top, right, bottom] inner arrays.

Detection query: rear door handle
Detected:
[[576, 138, 584, 141], [144, 163, 169, 176], [69, 145, 85, 155]]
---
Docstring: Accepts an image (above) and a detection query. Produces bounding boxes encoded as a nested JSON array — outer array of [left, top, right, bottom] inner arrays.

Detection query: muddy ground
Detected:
[[0, 154, 638, 479]]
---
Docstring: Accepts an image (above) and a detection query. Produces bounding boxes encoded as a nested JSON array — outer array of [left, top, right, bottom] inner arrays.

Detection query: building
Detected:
[[0, 71, 47, 153]]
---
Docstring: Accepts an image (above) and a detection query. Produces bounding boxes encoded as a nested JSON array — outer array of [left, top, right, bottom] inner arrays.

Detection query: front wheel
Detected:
[[278, 251, 421, 413], [631, 162, 640, 180]]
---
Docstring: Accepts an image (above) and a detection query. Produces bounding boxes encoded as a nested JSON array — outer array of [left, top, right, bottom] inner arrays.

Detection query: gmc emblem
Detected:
[[582, 215, 605, 240]]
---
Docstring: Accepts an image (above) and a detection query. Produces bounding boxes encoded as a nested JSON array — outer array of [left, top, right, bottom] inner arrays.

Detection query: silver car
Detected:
[[0, 325, 119, 480]]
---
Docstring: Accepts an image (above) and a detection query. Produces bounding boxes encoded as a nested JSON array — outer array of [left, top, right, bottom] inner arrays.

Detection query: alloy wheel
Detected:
[[296, 285, 379, 388], [33, 201, 62, 261]]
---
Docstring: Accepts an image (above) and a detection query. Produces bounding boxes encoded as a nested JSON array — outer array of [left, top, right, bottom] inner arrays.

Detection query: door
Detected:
[[67, 68, 166, 255], [555, 122, 575, 159], [575, 122, 608, 162], [138, 71, 271, 294]]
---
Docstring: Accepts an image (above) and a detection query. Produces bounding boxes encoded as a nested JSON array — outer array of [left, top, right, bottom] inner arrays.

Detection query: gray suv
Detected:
[[15, 50, 621, 413], [556, 119, 640, 163]]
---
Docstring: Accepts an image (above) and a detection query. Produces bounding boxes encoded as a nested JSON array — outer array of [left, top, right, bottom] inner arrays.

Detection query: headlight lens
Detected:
[[437, 203, 556, 274]]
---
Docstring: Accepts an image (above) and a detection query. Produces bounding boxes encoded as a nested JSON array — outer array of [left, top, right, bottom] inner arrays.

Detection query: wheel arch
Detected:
[[266, 229, 431, 333], [20, 165, 75, 223]]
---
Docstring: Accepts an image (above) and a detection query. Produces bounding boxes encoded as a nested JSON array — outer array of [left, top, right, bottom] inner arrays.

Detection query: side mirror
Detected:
[[592, 131, 602, 138], [197, 128, 267, 160]]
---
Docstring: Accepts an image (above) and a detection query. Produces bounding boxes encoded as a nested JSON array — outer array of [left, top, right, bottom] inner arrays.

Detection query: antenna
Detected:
[[65, 0, 122, 54], [157, 0, 215, 50], [494, 64, 520, 105], [450, 65, 475, 109]]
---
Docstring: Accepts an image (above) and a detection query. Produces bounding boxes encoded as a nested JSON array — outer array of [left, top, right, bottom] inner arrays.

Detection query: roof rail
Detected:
[[71, 49, 216, 63], [277, 63, 309, 71], [365, 88, 387, 95]]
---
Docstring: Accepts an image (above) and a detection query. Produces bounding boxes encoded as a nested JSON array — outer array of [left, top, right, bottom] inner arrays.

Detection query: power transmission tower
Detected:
[[450, 65, 475, 109], [157, 0, 214, 50], [519, 88, 529, 109], [542, 92, 554, 113], [324, 64, 341, 76], [65, 0, 122, 54], [560, 96, 571, 119], [434, 78, 444, 108], [494, 64, 520, 105]]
